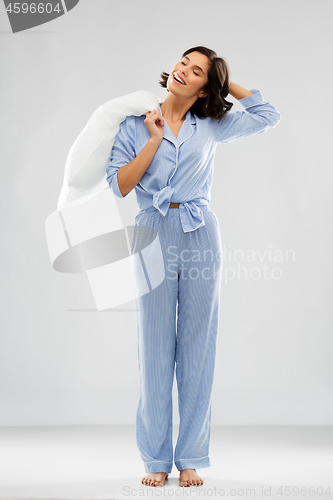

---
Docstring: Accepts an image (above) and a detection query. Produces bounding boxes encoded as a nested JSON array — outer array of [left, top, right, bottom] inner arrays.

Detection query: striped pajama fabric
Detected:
[[131, 205, 222, 473]]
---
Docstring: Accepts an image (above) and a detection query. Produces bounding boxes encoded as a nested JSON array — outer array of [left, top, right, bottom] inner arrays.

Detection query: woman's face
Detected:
[[167, 51, 211, 99]]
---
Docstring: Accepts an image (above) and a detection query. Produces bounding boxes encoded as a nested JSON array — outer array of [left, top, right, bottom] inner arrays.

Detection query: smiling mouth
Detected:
[[173, 73, 186, 85]]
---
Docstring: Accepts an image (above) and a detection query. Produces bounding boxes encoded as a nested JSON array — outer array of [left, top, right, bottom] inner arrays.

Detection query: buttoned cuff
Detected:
[[111, 171, 125, 198], [238, 88, 264, 108]]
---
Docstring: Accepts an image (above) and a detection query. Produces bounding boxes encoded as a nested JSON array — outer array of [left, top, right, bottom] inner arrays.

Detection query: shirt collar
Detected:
[[158, 101, 196, 145]]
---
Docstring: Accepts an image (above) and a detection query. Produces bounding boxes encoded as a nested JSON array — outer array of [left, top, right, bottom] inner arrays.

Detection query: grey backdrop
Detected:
[[1, 0, 332, 425]]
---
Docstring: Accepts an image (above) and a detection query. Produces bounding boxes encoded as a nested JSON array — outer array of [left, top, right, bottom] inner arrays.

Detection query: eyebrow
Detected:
[[183, 56, 206, 75]]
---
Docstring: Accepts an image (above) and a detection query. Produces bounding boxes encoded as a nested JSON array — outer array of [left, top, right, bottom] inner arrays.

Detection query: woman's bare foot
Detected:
[[179, 468, 203, 486], [141, 472, 169, 486]]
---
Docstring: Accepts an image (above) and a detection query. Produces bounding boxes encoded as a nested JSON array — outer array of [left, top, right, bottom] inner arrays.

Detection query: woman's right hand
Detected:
[[144, 109, 164, 143]]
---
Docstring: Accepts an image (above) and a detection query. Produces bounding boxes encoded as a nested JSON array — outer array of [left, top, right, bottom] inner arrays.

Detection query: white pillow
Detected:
[[57, 90, 161, 209]]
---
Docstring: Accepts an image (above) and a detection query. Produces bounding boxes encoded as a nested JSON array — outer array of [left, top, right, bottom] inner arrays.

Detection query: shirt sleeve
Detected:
[[106, 115, 137, 198], [211, 89, 282, 144]]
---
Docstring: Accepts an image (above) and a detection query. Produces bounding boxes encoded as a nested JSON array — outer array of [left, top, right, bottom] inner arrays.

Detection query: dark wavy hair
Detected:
[[159, 46, 233, 122]]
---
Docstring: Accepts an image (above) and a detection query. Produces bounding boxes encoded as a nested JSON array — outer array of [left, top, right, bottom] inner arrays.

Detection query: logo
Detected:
[[3, 0, 80, 33]]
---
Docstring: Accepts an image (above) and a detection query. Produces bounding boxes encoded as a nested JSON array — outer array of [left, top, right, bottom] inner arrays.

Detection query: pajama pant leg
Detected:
[[131, 210, 182, 474], [174, 209, 223, 471], [131, 207, 222, 474]]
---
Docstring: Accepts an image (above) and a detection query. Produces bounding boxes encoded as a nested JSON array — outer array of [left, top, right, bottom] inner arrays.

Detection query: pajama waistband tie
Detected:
[[152, 185, 208, 233]]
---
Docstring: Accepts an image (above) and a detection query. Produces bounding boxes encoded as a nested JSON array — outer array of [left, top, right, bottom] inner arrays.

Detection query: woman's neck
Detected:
[[160, 94, 195, 123]]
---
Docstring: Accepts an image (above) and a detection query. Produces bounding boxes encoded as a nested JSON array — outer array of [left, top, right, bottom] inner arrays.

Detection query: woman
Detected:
[[106, 46, 281, 488]]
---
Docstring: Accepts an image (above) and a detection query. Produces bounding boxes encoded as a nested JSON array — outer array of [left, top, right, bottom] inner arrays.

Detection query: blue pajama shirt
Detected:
[[106, 90, 281, 473]]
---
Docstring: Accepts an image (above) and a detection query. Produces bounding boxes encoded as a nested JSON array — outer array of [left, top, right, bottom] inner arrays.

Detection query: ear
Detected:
[[199, 86, 208, 98]]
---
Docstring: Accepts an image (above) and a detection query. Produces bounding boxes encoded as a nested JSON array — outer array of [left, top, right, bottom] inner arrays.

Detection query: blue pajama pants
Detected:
[[131, 206, 223, 473]]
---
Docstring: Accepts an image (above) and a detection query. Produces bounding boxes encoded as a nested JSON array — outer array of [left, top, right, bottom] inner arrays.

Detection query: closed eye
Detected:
[[181, 61, 199, 76]]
